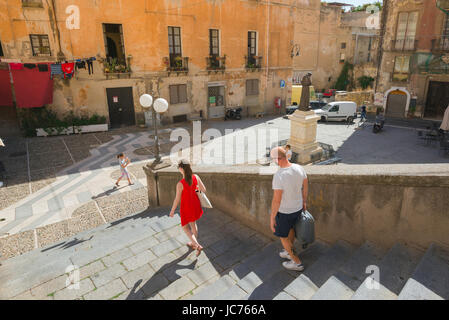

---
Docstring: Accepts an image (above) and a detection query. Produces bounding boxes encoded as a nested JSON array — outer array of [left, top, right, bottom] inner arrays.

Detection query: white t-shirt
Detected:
[[286, 150, 292, 160], [272, 163, 307, 214]]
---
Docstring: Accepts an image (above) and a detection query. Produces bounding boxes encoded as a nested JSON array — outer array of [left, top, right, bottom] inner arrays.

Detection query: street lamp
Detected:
[[139, 94, 170, 168], [0, 138, 4, 188]]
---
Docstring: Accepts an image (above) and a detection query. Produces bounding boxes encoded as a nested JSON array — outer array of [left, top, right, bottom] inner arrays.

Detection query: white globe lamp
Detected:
[[153, 98, 169, 113], [139, 94, 153, 108]]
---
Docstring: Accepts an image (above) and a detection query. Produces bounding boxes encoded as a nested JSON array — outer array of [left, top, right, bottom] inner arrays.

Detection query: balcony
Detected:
[[391, 37, 418, 52], [206, 55, 226, 72], [164, 56, 189, 75], [245, 55, 262, 71], [101, 57, 131, 79], [431, 37, 449, 53]]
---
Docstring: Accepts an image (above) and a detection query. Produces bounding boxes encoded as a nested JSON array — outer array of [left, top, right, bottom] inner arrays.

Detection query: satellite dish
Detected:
[[139, 94, 153, 108], [153, 98, 169, 113]]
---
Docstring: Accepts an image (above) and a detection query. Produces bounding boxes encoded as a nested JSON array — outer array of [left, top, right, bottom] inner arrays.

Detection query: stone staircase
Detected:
[[1, 207, 448, 300], [188, 237, 449, 300]]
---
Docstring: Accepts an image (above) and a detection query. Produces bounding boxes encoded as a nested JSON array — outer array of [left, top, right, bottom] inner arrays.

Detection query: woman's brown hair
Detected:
[[178, 160, 193, 186]]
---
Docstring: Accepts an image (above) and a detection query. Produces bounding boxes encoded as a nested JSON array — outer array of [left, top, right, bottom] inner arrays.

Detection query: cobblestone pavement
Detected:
[[0, 130, 179, 242], [0, 207, 275, 300]]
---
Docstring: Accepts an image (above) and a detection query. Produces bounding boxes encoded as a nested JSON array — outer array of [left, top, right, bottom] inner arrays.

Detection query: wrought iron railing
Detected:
[[165, 56, 189, 72], [431, 37, 449, 52], [206, 55, 226, 70], [391, 37, 418, 52], [245, 55, 262, 70]]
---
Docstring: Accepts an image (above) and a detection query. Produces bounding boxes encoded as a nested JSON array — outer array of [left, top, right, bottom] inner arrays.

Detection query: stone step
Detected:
[[300, 240, 356, 289], [398, 243, 449, 300], [275, 241, 331, 300], [310, 276, 355, 300], [352, 243, 422, 300], [187, 275, 236, 300], [332, 241, 386, 291]]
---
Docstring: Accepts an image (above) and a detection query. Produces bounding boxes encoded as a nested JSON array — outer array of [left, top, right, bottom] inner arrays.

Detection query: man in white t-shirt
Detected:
[[270, 146, 308, 271]]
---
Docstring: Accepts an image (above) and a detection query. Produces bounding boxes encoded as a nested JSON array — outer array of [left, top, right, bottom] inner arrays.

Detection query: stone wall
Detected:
[[145, 164, 449, 250]]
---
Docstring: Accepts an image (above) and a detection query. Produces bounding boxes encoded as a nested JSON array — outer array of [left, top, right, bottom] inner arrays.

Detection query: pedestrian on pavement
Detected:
[[115, 153, 133, 187], [360, 105, 367, 122], [169, 159, 205, 256], [284, 144, 292, 161], [270, 146, 308, 271]]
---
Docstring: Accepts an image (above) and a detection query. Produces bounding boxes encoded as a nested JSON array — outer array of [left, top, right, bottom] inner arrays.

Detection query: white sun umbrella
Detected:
[[440, 104, 449, 131]]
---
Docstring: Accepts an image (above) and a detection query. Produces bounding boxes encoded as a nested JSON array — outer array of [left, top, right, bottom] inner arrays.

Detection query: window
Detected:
[[103, 24, 126, 64], [341, 43, 346, 49], [209, 29, 219, 56], [395, 12, 418, 50], [340, 53, 345, 63], [168, 26, 182, 67], [442, 14, 449, 50], [248, 31, 257, 57], [392, 56, 410, 82], [22, 0, 43, 7], [29, 34, 51, 56], [0, 40, 3, 57], [329, 105, 339, 112], [169, 84, 188, 104], [246, 79, 259, 96]]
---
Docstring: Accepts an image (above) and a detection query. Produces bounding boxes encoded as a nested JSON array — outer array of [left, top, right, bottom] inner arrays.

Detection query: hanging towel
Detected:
[[61, 62, 75, 79], [0, 69, 13, 107], [24, 63, 36, 69], [75, 60, 86, 70], [9, 63, 23, 70], [11, 67, 53, 108], [87, 59, 94, 75], [37, 63, 49, 72], [50, 63, 63, 79]]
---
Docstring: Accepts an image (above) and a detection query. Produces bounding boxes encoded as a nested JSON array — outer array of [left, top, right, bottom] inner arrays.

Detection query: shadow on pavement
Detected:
[[41, 236, 94, 253]]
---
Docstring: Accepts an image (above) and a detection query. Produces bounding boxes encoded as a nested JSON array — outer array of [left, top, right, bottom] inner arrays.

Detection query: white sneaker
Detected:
[[279, 249, 292, 260], [282, 260, 305, 271]]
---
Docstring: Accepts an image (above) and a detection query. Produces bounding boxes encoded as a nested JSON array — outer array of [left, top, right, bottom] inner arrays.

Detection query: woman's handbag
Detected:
[[196, 190, 213, 208]]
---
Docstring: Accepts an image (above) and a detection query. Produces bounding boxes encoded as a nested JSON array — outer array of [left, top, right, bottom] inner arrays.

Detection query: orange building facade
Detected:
[[1, 0, 302, 127]]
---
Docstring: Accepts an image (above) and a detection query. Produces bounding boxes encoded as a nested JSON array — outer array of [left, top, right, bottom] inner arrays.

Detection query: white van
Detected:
[[314, 101, 357, 122]]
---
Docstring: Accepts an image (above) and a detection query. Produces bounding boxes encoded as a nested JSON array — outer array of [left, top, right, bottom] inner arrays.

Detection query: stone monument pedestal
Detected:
[[288, 110, 323, 164]]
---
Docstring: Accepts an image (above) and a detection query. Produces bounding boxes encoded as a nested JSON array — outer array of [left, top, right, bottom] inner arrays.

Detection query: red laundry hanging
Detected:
[[0, 69, 13, 107], [11, 63, 53, 108], [61, 62, 74, 78], [9, 63, 23, 70]]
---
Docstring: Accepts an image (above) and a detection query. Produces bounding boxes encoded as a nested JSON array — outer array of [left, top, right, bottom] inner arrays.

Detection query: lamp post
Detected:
[[139, 94, 170, 168], [0, 138, 4, 188]]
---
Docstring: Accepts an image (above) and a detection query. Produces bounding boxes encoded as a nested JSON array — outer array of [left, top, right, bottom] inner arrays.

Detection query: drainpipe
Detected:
[[47, 0, 65, 61], [265, 0, 270, 114], [374, 0, 389, 93]]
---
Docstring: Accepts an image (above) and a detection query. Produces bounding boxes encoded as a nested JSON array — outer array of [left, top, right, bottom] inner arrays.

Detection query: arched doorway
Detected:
[[385, 89, 408, 118]]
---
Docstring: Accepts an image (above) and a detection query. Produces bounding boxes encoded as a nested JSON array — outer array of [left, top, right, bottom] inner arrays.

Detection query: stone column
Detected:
[[288, 110, 323, 164]]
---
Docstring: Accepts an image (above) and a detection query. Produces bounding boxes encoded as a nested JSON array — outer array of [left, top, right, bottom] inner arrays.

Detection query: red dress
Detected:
[[180, 175, 203, 226]]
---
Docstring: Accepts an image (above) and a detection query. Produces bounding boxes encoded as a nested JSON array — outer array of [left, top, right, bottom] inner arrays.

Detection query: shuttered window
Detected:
[[246, 79, 259, 96], [169, 84, 188, 104], [29, 34, 51, 56], [392, 56, 410, 82]]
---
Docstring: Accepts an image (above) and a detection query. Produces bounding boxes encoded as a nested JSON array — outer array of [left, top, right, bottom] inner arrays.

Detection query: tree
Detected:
[[334, 62, 354, 91]]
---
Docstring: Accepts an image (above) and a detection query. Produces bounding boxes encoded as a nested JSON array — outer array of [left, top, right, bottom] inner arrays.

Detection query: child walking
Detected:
[[115, 153, 133, 187], [169, 159, 206, 257]]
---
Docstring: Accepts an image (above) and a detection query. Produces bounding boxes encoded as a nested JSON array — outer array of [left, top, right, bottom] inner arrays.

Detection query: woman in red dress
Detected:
[[169, 160, 206, 256]]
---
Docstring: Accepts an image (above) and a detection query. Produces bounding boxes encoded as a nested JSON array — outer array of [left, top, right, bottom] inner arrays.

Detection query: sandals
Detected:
[[196, 245, 203, 257], [187, 242, 203, 257]]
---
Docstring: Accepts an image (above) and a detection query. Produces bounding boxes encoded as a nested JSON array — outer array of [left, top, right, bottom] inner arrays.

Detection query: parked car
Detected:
[[314, 101, 357, 122], [285, 101, 327, 115], [309, 100, 328, 110], [322, 89, 336, 98]]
